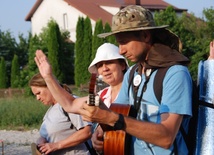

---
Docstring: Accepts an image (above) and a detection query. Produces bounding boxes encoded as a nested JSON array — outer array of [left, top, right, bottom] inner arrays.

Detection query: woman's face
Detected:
[[31, 86, 55, 105], [96, 59, 126, 86]]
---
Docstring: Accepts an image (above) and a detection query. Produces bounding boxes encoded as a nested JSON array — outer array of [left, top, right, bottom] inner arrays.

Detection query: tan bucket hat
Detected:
[[98, 5, 182, 52], [88, 43, 129, 74]]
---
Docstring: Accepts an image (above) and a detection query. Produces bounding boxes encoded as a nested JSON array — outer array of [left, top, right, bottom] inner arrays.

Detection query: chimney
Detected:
[[123, 0, 141, 5], [136, 0, 140, 5]]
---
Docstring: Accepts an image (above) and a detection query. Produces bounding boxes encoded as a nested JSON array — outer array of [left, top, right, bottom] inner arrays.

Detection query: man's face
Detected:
[[115, 31, 150, 63]]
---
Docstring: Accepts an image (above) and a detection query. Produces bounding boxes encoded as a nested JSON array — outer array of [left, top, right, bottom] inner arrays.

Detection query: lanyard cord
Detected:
[[132, 66, 156, 155], [133, 66, 156, 113]]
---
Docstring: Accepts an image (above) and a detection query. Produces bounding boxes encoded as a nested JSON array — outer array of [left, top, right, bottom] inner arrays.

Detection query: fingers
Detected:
[[83, 108, 100, 122], [35, 50, 48, 64], [91, 131, 104, 151], [38, 143, 52, 155], [35, 50, 46, 58]]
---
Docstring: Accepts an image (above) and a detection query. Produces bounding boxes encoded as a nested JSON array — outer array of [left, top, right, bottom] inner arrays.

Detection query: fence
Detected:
[[0, 88, 25, 98]]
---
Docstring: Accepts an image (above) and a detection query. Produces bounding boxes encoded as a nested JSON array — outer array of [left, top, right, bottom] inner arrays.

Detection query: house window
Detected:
[[63, 13, 68, 30]]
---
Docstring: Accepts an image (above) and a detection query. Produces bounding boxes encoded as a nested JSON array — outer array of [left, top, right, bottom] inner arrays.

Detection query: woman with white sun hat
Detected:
[[88, 43, 129, 107]]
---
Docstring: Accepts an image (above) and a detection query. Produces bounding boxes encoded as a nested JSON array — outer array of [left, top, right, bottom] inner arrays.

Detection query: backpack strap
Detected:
[[153, 67, 170, 103], [128, 64, 140, 94], [154, 67, 196, 154], [153, 67, 180, 154], [62, 107, 74, 129], [129, 65, 170, 104]]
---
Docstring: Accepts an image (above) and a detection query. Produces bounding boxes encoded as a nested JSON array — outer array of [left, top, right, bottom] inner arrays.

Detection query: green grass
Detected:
[[0, 88, 88, 131], [70, 86, 88, 97], [0, 96, 48, 130]]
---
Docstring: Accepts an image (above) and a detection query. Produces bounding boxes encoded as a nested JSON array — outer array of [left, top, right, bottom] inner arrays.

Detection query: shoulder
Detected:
[[165, 65, 191, 79], [168, 65, 189, 73], [161, 65, 192, 91]]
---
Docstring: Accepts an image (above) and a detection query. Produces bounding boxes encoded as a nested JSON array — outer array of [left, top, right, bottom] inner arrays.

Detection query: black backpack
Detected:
[[128, 65, 199, 155]]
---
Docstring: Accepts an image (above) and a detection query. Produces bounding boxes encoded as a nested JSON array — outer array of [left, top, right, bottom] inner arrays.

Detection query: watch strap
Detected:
[[113, 114, 125, 130]]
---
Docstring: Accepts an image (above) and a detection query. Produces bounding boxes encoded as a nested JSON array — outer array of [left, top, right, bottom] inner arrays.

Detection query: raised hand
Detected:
[[34, 50, 53, 79]]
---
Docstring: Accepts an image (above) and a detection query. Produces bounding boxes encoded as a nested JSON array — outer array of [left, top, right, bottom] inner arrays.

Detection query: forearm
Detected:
[[43, 74, 78, 113], [57, 126, 92, 149], [104, 112, 180, 149], [80, 103, 180, 148], [124, 117, 174, 148]]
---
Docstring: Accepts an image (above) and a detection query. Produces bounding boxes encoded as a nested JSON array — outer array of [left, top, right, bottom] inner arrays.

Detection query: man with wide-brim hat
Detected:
[[80, 5, 192, 155]]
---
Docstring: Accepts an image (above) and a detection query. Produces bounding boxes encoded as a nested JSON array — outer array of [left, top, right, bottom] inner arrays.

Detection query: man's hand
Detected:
[[91, 126, 104, 152], [80, 101, 109, 122]]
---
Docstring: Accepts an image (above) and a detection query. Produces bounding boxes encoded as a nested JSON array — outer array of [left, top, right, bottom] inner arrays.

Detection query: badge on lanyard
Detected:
[[133, 74, 142, 87], [145, 69, 152, 77]]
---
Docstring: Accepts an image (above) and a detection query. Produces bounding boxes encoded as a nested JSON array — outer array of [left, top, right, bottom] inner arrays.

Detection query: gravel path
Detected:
[[0, 129, 39, 155]]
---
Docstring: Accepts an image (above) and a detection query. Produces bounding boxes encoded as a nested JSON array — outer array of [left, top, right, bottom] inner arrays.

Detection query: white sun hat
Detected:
[[88, 43, 129, 74]]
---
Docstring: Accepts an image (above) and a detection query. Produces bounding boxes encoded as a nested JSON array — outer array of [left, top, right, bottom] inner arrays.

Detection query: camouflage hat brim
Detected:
[[98, 25, 168, 38], [98, 5, 182, 52]]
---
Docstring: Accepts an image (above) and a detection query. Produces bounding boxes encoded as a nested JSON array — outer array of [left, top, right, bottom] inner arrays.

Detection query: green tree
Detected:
[[11, 54, 20, 88], [82, 16, 93, 84], [75, 17, 85, 86], [0, 30, 29, 87], [203, 7, 214, 39], [60, 31, 75, 84], [154, 6, 178, 28], [104, 22, 117, 45], [47, 19, 63, 82], [153, 6, 211, 80], [92, 19, 104, 61], [16, 33, 30, 70], [188, 7, 214, 80], [0, 57, 7, 88], [0, 31, 17, 87], [19, 35, 43, 89]]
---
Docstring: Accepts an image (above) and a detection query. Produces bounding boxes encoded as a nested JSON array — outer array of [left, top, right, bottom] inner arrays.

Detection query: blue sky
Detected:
[[165, 0, 214, 18], [0, 0, 213, 42]]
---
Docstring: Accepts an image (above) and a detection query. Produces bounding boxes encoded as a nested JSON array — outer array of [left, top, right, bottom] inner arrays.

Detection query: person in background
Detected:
[[29, 73, 92, 155], [208, 40, 214, 60], [88, 43, 128, 107], [198, 39, 214, 103], [195, 40, 214, 155], [79, 5, 192, 155], [88, 43, 129, 153]]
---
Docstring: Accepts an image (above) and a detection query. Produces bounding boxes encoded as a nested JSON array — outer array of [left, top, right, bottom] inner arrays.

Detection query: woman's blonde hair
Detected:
[[29, 73, 47, 87], [29, 73, 72, 94]]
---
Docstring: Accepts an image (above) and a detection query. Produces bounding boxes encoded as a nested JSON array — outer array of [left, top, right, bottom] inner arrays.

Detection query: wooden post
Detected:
[[0, 140, 4, 155]]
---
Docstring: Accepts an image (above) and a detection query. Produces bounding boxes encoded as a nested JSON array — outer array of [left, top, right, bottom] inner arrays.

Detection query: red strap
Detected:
[[100, 88, 108, 102]]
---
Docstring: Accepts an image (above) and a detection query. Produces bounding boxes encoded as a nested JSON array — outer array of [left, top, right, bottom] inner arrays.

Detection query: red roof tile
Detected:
[[25, 0, 187, 23]]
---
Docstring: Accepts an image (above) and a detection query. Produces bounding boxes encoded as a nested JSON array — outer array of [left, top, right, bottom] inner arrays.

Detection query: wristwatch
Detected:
[[113, 114, 125, 130]]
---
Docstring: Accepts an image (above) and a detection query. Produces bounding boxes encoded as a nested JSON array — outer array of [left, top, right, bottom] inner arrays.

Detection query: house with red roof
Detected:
[[25, 0, 187, 42]]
